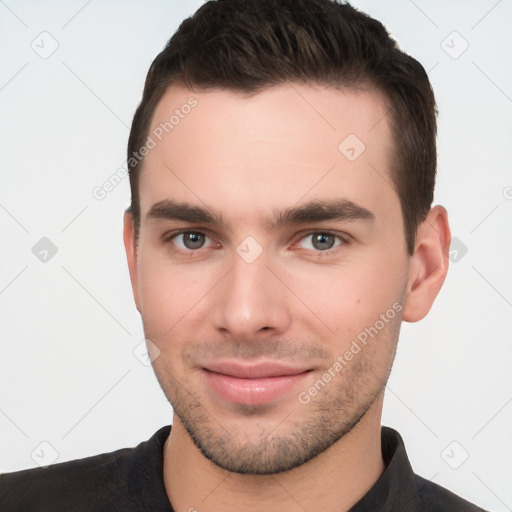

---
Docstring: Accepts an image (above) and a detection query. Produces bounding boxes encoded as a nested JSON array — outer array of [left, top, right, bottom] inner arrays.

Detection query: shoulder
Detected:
[[0, 446, 134, 512], [0, 425, 172, 512], [414, 474, 488, 512], [373, 427, 489, 512]]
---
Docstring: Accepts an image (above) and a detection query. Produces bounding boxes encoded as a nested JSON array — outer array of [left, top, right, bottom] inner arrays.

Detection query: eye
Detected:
[[297, 232, 344, 251], [170, 231, 213, 250]]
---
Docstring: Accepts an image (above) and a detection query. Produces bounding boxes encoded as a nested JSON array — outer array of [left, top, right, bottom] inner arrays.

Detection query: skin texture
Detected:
[[124, 83, 451, 511]]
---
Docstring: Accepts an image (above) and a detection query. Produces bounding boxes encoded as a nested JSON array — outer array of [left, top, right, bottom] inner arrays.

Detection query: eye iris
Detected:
[[183, 232, 205, 249], [312, 233, 335, 250]]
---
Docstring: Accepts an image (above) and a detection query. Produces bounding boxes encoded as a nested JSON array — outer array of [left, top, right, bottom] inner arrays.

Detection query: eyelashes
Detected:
[[163, 229, 349, 257], [295, 232, 345, 252]]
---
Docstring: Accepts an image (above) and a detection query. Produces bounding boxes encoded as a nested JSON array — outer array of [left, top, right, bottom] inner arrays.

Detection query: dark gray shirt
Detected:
[[0, 426, 487, 511]]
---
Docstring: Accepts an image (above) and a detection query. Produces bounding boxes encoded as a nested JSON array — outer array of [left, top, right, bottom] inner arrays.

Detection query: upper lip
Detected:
[[202, 361, 312, 379]]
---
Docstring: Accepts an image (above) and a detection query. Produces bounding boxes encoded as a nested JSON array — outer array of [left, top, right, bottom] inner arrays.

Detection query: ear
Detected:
[[123, 210, 141, 313], [402, 205, 451, 322]]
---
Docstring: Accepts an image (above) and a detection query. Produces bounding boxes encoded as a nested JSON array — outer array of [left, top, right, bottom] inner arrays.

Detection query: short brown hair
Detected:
[[127, 0, 437, 254]]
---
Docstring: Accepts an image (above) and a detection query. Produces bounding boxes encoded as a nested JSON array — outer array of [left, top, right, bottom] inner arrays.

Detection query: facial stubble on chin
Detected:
[[151, 329, 399, 476]]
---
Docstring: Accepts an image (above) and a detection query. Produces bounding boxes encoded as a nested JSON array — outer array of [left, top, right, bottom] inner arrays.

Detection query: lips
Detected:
[[201, 361, 312, 405], [203, 361, 311, 379]]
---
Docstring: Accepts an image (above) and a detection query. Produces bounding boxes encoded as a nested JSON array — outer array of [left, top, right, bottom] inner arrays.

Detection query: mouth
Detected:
[[201, 361, 314, 406]]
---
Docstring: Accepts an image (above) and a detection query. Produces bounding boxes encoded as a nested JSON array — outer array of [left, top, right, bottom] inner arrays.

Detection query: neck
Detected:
[[163, 395, 385, 512]]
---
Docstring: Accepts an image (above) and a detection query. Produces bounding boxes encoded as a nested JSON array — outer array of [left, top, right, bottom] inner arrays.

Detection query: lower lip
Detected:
[[203, 369, 311, 405]]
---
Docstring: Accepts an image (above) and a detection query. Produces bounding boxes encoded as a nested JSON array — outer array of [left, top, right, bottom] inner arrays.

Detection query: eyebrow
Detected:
[[146, 198, 375, 229], [268, 199, 375, 229]]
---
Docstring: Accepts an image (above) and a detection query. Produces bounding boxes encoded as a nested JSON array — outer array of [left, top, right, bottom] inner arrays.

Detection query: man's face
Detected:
[[127, 84, 411, 474]]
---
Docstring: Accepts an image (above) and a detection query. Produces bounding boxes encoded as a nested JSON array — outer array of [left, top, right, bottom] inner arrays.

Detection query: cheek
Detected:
[[285, 252, 407, 342], [136, 248, 224, 339], [136, 255, 193, 337]]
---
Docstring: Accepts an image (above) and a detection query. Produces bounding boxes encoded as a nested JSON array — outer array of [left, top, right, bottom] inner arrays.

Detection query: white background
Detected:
[[0, 1, 510, 510]]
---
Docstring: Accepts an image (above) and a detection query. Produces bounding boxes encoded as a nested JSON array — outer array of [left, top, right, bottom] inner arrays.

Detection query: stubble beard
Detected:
[[153, 336, 398, 475]]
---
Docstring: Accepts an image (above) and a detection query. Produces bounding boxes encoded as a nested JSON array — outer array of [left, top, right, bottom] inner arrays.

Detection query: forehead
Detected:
[[139, 83, 396, 221]]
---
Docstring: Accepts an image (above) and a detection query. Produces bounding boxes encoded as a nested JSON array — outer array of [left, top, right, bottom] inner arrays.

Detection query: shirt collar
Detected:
[[126, 425, 173, 511], [349, 426, 421, 511], [126, 425, 419, 512]]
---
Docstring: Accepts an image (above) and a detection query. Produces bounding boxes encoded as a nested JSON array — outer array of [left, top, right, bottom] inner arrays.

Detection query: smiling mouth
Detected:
[[201, 361, 314, 406]]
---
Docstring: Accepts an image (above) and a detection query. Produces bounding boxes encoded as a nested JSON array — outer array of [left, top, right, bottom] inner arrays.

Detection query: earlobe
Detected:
[[402, 206, 451, 323], [123, 210, 141, 312]]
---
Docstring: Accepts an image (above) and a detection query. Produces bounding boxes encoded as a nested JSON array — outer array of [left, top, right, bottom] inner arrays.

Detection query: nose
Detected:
[[210, 250, 292, 341]]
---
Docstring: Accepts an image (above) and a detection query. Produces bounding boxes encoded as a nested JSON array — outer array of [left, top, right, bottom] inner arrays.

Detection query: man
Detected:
[[0, 0, 488, 510]]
